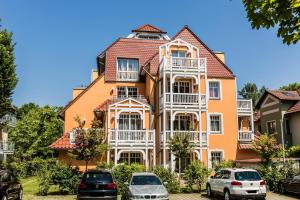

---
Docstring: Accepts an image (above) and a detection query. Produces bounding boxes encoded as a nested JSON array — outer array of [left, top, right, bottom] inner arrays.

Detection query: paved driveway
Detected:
[[169, 192, 300, 200]]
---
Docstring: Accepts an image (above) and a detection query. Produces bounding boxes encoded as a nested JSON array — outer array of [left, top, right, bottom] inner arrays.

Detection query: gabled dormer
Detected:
[[127, 24, 170, 40]]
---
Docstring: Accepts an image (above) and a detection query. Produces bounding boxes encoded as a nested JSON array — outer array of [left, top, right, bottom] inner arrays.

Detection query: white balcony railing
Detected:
[[160, 131, 207, 146], [116, 71, 139, 81], [163, 93, 207, 108], [238, 131, 253, 142], [237, 99, 252, 113], [0, 141, 14, 154], [109, 129, 154, 146], [0, 114, 16, 127], [162, 57, 206, 72]]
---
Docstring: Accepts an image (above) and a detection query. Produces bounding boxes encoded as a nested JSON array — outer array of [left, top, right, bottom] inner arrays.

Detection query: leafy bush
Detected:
[[286, 145, 300, 158], [112, 163, 145, 194], [96, 161, 114, 170], [36, 160, 82, 195], [154, 167, 180, 194], [214, 160, 236, 172], [183, 161, 210, 193]]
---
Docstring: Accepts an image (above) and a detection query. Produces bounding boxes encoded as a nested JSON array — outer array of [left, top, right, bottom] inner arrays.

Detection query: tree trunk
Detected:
[[85, 160, 88, 172], [178, 157, 181, 189]]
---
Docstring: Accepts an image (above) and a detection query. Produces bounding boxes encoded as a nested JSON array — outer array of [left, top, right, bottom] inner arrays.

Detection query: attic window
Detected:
[[138, 34, 160, 40], [117, 58, 139, 81]]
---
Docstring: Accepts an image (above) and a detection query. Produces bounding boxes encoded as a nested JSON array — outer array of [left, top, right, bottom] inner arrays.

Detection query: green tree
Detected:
[[238, 83, 266, 108], [168, 133, 194, 188], [279, 82, 300, 91], [10, 105, 63, 161], [183, 160, 210, 193], [243, 0, 300, 45], [69, 116, 108, 171], [0, 19, 18, 122], [15, 102, 39, 120], [253, 133, 281, 167]]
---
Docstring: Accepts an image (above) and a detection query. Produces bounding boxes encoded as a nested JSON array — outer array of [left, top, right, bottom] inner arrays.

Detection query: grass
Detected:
[[20, 176, 61, 195]]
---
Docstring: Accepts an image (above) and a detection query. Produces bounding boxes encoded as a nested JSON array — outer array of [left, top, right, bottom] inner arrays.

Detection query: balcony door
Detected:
[[172, 51, 186, 66], [118, 114, 142, 130], [167, 81, 190, 93]]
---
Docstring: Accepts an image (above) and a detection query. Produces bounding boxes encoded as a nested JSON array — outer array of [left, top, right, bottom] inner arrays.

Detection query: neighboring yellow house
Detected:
[[50, 24, 256, 171]]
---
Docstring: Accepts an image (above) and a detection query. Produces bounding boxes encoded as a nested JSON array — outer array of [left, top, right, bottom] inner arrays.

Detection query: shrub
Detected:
[[112, 163, 145, 194], [183, 161, 210, 193], [96, 161, 113, 170], [37, 164, 52, 196], [214, 160, 236, 172], [154, 167, 180, 194]]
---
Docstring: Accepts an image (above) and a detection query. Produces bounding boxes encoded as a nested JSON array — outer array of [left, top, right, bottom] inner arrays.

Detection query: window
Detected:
[[167, 81, 190, 93], [117, 87, 138, 98], [211, 151, 223, 168], [221, 170, 231, 179], [172, 51, 186, 58], [267, 121, 276, 134], [118, 114, 142, 130], [138, 35, 160, 40], [70, 131, 76, 144], [117, 58, 139, 81], [119, 152, 142, 164], [209, 81, 221, 99], [210, 114, 222, 133], [171, 115, 192, 131]]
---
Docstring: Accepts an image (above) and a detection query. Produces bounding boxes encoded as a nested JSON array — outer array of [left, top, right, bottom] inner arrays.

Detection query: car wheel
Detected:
[[207, 184, 213, 197], [224, 190, 230, 200], [279, 183, 286, 194], [17, 189, 23, 200]]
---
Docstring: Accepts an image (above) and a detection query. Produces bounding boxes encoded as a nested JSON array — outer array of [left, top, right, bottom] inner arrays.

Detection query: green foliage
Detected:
[[286, 145, 300, 158], [112, 163, 145, 194], [238, 83, 266, 108], [253, 133, 281, 167], [69, 116, 108, 171], [0, 20, 18, 121], [243, 0, 300, 45], [183, 161, 210, 193], [10, 105, 63, 162], [96, 161, 114, 170], [15, 103, 39, 120], [279, 82, 300, 91], [36, 160, 82, 195], [213, 160, 236, 172], [154, 167, 180, 194], [168, 133, 194, 187]]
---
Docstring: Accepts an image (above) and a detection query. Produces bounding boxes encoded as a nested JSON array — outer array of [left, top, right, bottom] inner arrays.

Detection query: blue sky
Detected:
[[1, 0, 299, 107]]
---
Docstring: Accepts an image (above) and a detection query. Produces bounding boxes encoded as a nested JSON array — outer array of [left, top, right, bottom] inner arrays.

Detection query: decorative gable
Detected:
[[261, 94, 280, 108]]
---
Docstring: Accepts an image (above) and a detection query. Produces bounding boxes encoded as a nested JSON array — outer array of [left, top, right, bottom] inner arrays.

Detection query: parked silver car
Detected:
[[122, 173, 169, 200]]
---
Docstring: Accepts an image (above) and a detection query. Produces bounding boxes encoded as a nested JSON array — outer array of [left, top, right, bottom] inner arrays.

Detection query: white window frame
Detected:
[[208, 80, 222, 100], [69, 131, 76, 144], [209, 149, 224, 168], [116, 58, 140, 81], [209, 113, 224, 134], [117, 87, 139, 98]]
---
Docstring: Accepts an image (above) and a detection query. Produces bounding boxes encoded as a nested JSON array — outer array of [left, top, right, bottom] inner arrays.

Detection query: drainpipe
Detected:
[[280, 117, 286, 163]]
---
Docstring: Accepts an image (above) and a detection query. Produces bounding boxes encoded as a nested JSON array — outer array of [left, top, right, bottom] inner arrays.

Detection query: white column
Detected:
[[145, 130, 149, 170]]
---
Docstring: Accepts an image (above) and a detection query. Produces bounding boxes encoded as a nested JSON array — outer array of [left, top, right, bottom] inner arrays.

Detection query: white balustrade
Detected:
[[238, 131, 253, 141], [0, 141, 14, 154], [109, 129, 154, 145]]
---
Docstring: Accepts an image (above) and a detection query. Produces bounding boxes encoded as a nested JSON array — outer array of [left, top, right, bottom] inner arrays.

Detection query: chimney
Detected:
[[91, 69, 98, 82], [214, 51, 225, 64], [72, 87, 85, 99]]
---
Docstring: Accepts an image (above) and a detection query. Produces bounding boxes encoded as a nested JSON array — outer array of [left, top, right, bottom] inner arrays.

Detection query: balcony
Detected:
[[161, 57, 206, 73], [237, 99, 252, 114], [109, 129, 155, 146], [0, 141, 14, 154], [111, 95, 148, 104], [162, 93, 207, 109], [116, 71, 139, 81], [160, 131, 207, 147], [238, 131, 253, 142], [0, 114, 16, 127]]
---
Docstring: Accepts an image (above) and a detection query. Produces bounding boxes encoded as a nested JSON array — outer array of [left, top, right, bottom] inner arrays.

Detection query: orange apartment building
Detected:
[[50, 24, 256, 171]]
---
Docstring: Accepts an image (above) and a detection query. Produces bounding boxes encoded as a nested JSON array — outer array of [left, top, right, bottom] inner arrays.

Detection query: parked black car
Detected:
[[77, 170, 117, 200], [279, 173, 300, 195], [0, 170, 22, 200]]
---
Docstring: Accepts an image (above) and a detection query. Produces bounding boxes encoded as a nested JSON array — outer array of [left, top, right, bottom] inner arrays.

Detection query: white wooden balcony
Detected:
[[237, 99, 252, 114], [109, 129, 155, 147], [0, 114, 16, 127], [238, 131, 253, 142], [0, 141, 14, 154], [160, 131, 207, 147], [162, 93, 207, 109], [161, 57, 206, 73], [116, 71, 139, 81]]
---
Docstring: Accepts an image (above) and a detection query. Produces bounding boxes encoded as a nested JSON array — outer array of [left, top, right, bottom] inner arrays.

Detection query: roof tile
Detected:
[[132, 24, 166, 33], [49, 132, 74, 150]]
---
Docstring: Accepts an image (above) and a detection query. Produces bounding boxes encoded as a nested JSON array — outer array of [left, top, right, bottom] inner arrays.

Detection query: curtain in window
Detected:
[[209, 82, 220, 98]]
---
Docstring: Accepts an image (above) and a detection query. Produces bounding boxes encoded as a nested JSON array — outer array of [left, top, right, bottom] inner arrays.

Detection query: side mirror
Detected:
[[163, 182, 168, 185], [124, 182, 129, 186]]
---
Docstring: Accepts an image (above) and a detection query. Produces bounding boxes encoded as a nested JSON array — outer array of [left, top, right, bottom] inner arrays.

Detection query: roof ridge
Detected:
[[132, 24, 166, 33]]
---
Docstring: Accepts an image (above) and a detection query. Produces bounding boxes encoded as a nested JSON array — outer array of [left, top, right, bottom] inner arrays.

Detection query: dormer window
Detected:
[[138, 34, 160, 40], [117, 58, 139, 81]]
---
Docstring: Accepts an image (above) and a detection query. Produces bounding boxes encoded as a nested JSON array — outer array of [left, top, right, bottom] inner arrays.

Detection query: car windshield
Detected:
[[235, 171, 261, 181], [131, 175, 162, 185], [83, 172, 113, 183]]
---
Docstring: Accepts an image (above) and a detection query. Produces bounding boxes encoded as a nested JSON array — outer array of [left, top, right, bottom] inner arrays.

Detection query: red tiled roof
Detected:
[[268, 90, 300, 101], [287, 101, 300, 114], [172, 26, 235, 79], [132, 24, 166, 34], [94, 99, 112, 112], [105, 38, 167, 81], [238, 143, 254, 150], [49, 132, 74, 150]]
